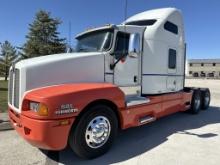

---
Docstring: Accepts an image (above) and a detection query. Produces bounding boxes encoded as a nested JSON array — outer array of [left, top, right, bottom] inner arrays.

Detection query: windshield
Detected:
[[75, 29, 114, 52]]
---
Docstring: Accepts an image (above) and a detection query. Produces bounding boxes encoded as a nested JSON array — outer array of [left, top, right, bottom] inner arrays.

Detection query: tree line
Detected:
[[0, 10, 67, 81]]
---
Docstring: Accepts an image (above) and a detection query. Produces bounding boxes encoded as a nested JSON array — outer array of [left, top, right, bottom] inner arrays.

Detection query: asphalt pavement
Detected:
[[0, 79, 220, 165]]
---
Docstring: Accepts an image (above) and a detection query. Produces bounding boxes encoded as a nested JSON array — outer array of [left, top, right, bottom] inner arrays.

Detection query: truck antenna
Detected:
[[67, 21, 72, 53], [123, 0, 128, 53], [124, 0, 128, 23], [124, 0, 128, 32]]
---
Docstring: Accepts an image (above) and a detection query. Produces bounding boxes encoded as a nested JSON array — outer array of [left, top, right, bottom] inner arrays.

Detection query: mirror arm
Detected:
[[110, 54, 127, 70]]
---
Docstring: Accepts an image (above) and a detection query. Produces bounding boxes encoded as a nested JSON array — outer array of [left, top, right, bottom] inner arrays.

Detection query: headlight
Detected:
[[30, 102, 48, 116], [30, 102, 39, 112]]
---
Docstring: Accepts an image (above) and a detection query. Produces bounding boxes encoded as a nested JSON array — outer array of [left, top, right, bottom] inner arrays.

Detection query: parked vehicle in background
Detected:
[[208, 72, 214, 77], [200, 72, 206, 77]]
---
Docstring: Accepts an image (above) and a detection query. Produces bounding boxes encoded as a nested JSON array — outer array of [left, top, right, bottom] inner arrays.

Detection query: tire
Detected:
[[189, 89, 201, 114], [200, 89, 210, 110], [68, 105, 118, 159]]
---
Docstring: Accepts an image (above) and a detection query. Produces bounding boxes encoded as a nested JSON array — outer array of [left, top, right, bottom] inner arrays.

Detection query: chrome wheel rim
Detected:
[[85, 116, 111, 149]]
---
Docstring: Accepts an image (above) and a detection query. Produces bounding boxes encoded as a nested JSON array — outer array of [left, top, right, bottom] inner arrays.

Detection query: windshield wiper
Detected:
[[77, 48, 89, 52]]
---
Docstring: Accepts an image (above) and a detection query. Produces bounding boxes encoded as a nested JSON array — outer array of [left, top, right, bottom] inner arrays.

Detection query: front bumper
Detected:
[[9, 108, 75, 150]]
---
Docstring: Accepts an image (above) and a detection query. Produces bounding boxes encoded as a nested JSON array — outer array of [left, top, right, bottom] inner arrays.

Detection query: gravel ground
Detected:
[[0, 79, 219, 165]]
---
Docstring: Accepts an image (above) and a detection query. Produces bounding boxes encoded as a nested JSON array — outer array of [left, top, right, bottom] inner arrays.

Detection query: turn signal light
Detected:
[[37, 104, 48, 116]]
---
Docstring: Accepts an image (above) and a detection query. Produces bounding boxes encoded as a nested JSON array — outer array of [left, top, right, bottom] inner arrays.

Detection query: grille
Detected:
[[8, 70, 13, 105], [8, 68, 20, 109], [14, 69, 20, 108]]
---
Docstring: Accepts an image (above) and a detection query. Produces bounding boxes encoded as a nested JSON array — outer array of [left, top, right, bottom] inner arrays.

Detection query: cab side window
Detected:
[[164, 21, 178, 35], [168, 49, 176, 69], [114, 32, 129, 60]]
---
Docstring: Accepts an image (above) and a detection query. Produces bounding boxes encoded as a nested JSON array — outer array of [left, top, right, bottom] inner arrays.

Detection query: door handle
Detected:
[[134, 76, 137, 83]]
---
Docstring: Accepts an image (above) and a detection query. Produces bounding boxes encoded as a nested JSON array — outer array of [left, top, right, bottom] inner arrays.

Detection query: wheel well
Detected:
[[72, 99, 122, 130]]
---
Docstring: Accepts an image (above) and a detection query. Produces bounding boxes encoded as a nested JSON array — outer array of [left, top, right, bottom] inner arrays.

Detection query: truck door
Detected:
[[167, 48, 177, 92], [113, 30, 140, 87]]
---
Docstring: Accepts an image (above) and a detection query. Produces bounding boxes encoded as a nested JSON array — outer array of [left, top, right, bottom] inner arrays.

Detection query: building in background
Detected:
[[186, 59, 220, 78]]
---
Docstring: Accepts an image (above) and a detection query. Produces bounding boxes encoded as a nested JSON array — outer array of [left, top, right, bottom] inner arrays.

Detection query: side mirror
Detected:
[[128, 33, 140, 58]]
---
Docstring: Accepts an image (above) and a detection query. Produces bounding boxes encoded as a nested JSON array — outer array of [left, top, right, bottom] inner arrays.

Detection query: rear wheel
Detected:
[[189, 89, 201, 114], [69, 105, 118, 159], [201, 89, 210, 110]]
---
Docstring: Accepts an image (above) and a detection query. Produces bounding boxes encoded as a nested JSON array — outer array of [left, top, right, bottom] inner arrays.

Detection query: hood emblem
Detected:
[[55, 104, 78, 115]]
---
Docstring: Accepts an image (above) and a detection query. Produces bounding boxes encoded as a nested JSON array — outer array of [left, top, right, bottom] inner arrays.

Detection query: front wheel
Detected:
[[68, 105, 118, 159]]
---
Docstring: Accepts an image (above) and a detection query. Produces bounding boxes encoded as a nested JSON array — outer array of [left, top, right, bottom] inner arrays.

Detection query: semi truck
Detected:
[[8, 8, 211, 159]]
